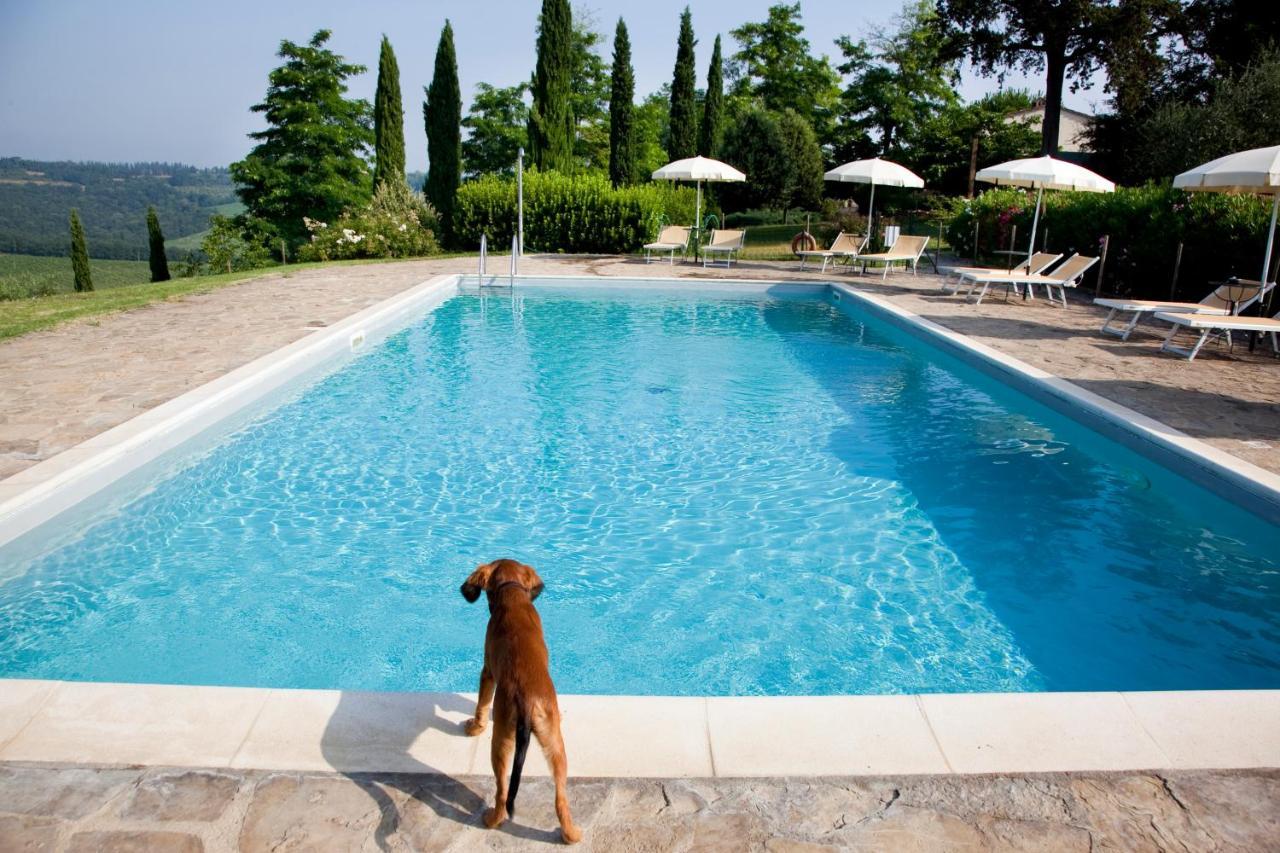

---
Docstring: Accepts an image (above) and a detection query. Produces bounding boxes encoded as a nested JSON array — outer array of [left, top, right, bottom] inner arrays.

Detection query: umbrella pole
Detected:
[[1262, 193, 1278, 311], [696, 180, 703, 262], [1027, 187, 1044, 259], [867, 183, 877, 245]]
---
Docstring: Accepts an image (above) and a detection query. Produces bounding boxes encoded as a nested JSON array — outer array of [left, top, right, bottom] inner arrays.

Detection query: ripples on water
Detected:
[[1, 288, 1277, 695]]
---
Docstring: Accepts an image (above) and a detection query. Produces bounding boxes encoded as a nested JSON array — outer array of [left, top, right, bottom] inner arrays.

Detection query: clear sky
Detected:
[[0, 0, 1105, 171]]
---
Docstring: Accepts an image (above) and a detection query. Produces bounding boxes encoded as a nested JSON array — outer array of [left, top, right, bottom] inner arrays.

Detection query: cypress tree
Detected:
[[528, 0, 575, 172], [609, 18, 637, 187], [668, 7, 698, 160], [373, 35, 406, 189], [698, 35, 723, 157], [69, 209, 93, 292], [425, 21, 462, 244], [146, 206, 170, 282]]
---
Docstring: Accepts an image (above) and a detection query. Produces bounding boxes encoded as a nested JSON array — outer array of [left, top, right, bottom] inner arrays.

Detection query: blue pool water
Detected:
[[1, 285, 1277, 696]]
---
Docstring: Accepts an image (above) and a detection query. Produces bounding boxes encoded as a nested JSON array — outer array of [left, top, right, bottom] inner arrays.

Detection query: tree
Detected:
[[911, 91, 1040, 195], [634, 89, 674, 178], [529, 0, 576, 171], [932, 0, 1179, 154], [146, 206, 170, 282], [718, 107, 787, 212], [201, 214, 270, 274], [776, 109, 824, 218], [728, 4, 840, 144], [570, 6, 612, 170], [69, 209, 92, 292], [699, 36, 724, 157], [425, 22, 462, 244], [462, 83, 529, 177], [834, 0, 960, 161], [230, 30, 372, 246], [373, 35, 406, 189], [668, 7, 698, 160], [609, 19, 637, 186]]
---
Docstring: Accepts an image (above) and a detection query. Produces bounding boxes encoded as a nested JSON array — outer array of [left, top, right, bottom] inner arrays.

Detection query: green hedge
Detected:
[[453, 171, 698, 253], [946, 185, 1275, 300]]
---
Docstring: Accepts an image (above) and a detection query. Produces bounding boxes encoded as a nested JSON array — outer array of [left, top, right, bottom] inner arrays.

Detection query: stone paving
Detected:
[[0, 254, 1276, 482], [2, 763, 1278, 852]]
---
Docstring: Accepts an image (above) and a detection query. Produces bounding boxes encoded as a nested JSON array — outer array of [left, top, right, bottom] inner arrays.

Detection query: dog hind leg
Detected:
[[484, 711, 514, 829], [536, 717, 581, 844]]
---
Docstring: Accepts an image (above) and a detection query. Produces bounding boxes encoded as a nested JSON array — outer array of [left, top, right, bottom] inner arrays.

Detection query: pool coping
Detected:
[[1, 679, 1277, 777], [0, 271, 1277, 778]]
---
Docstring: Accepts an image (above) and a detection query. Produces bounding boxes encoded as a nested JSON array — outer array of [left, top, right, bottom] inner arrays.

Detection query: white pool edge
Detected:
[[1, 680, 1276, 777], [0, 271, 1277, 777]]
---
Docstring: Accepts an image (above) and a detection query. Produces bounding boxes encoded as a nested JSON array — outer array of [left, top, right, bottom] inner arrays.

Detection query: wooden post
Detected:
[[1169, 241, 1184, 300], [280, 239, 288, 265], [1094, 235, 1110, 297], [972, 220, 980, 265]]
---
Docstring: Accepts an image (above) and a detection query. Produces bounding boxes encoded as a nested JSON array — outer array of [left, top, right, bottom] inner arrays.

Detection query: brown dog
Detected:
[[461, 559, 581, 844]]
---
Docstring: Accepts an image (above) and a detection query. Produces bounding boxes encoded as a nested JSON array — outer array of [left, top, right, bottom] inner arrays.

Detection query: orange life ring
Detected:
[[791, 232, 818, 256]]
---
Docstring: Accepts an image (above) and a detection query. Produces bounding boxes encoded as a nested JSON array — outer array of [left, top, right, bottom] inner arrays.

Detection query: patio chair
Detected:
[[797, 231, 869, 273], [1155, 307, 1280, 360], [701, 229, 746, 268], [959, 253, 1099, 308], [941, 252, 1062, 295], [855, 235, 930, 279], [643, 225, 692, 264], [1094, 279, 1274, 341]]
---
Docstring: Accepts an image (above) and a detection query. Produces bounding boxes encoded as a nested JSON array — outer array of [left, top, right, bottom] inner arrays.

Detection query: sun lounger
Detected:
[[853, 235, 930, 279], [797, 231, 869, 272], [1155, 309, 1280, 360], [1094, 280, 1274, 340], [701, 229, 746, 268], [643, 225, 692, 264], [959, 254, 1099, 308], [942, 252, 1063, 295]]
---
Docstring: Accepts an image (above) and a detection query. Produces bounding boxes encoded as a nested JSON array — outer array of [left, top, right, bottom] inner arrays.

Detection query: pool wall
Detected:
[[1, 272, 1278, 777]]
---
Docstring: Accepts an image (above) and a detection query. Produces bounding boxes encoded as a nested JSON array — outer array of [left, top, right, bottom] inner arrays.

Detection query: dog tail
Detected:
[[506, 713, 532, 817]]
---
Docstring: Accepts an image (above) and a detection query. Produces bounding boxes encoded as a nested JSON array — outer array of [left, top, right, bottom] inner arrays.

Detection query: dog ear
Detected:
[[461, 562, 494, 603], [523, 564, 545, 601]]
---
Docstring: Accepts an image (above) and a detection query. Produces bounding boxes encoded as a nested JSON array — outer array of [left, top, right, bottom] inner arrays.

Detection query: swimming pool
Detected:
[[1, 280, 1277, 696]]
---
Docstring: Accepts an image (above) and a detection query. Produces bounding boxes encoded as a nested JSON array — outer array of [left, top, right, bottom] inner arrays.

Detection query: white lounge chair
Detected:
[[942, 252, 1063, 296], [643, 225, 692, 264], [959, 253, 1099, 308], [797, 231, 868, 272], [1094, 280, 1275, 341], [702, 229, 745, 268], [855, 235, 930, 279], [1156, 308, 1280, 360]]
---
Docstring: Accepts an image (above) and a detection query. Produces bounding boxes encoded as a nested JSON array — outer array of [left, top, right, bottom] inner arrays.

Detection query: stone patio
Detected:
[[2, 763, 1278, 852], [0, 254, 1276, 482]]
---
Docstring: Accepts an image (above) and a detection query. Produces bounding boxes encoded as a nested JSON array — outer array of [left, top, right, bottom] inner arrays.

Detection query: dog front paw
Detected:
[[463, 718, 487, 736], [561, 824, 582, 844], [483, 806, 506, 829]]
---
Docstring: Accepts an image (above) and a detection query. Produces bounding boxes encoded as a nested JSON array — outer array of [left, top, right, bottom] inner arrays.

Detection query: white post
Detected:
[[511, 234, 518, 283], [1026, 186, 1044, 260], [517, 147, 525, 256]]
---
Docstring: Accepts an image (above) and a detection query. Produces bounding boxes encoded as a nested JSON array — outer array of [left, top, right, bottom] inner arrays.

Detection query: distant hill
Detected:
[[0, 158, 240, 260]]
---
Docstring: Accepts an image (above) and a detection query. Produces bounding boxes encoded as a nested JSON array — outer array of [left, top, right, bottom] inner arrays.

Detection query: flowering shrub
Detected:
[[946, 185, 1275, 300], [297, 182, 440, 261]]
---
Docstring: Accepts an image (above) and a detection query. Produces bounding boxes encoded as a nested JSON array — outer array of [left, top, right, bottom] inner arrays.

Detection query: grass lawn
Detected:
[[0, 253, 154, 300]]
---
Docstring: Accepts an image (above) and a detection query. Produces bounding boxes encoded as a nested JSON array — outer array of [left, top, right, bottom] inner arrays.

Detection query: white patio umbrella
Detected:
[[652, 156, 747, 252], [1174, 145, 1280, 309], [976, 155, 1115, 258], [823, 158, 924, 239]]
